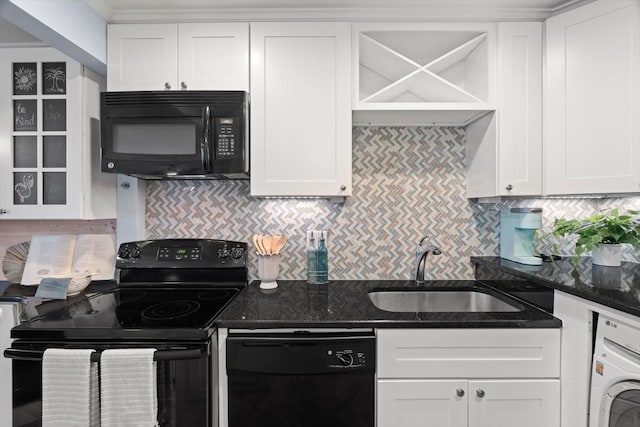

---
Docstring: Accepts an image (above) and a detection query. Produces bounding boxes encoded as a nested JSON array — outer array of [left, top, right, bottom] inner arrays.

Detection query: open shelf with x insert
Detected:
[[352, 23, 496, 126]]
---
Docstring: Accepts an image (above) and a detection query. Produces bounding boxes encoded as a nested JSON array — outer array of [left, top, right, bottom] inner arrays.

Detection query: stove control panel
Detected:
[[158, 246, 202, 261], [116, 239, 247, 269]]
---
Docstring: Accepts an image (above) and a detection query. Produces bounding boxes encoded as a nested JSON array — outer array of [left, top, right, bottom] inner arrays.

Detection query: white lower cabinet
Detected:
[[376, 329, 560, 427], [468, 380, 559, 427], [379, 379, 559, 427], [378, 380, 468, 427]]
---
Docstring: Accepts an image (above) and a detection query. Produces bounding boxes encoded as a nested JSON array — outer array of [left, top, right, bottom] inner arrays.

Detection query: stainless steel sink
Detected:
[[368, 289, 524, 313]]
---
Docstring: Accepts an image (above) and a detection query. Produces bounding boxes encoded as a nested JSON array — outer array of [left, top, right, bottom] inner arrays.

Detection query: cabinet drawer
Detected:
[[377, 329, 560, 378]]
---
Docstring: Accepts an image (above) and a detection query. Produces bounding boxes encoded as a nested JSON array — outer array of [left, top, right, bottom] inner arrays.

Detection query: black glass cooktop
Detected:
[[12, 285, 242, 341]]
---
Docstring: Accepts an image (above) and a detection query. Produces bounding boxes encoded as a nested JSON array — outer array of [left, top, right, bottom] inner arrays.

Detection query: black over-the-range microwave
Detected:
[[100, 91, 249, 179]]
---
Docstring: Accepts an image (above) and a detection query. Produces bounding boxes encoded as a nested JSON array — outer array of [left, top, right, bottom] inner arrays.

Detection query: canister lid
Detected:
[[510, 207, 542, 213]]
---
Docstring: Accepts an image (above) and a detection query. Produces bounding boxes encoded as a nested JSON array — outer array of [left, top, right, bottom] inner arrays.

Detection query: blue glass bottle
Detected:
[[316, 231, 328, 284]]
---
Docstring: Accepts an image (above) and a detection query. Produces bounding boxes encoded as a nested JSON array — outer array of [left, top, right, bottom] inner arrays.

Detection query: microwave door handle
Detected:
[[202, 105, 213, 173]]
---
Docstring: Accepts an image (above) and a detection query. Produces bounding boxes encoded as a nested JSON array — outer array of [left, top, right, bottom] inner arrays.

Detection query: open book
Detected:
[[21, 234, 117, 286]]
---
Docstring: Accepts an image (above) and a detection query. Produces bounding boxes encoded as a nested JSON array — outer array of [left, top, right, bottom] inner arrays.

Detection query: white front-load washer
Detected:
[[590, 313, 640, 427]]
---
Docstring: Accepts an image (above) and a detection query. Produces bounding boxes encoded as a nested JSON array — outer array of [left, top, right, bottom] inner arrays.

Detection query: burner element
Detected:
[[141, 300, 201, 322]]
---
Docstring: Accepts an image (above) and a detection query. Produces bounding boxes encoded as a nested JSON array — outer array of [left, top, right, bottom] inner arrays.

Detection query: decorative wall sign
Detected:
[[42, 62, 66, 94], [13, 62, 37, 95], [14, 100, 37, 131], [13, 136, 37, 168], [43, 172, 66, 204], [43, 136, 66, 167], [43, 99, 66, 131], [13, 172, 37, 205]]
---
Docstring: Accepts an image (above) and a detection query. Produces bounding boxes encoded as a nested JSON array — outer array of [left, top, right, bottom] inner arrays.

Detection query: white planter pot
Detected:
[[592, 244, 622, 267]]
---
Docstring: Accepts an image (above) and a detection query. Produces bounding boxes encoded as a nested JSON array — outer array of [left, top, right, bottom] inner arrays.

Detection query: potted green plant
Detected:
[[551, 208, 640, 266]]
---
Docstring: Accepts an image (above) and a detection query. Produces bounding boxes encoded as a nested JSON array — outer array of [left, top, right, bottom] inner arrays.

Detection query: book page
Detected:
[[21, 235, 77, 285], [72, 234, 117, 280]]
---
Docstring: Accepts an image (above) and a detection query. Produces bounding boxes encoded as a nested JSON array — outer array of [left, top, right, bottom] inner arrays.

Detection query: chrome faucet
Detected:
[[415, 234, 442, 285]]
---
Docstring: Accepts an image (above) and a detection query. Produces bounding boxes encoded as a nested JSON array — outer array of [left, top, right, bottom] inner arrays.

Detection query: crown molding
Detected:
[[83, 0, 590, 23]]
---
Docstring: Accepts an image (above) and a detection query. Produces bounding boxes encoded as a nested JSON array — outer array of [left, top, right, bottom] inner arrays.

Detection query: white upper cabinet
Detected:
[[0, 47, 115, 219], [352, 22, 496, 126], [545, 0, 640, 195], [466, 22, 543, 198], [250, 22, 352, 197], [107, 23, 249, 91]]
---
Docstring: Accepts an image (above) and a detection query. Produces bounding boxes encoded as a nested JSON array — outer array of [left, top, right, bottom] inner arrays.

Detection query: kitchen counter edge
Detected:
[[215, 279, 561, 329], [472, 256, 640, 318]]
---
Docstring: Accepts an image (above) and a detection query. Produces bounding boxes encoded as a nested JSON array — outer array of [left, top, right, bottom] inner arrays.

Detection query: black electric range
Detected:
[[5, 238, 248, 427], [11, 238, 248, 341]]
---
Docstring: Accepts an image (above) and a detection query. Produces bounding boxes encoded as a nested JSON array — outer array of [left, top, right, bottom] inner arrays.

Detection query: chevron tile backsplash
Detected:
[[146, 127, 640, 280]]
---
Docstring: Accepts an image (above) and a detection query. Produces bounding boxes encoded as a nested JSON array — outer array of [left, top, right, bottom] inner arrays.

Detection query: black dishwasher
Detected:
[[226, 331, 375, 427]]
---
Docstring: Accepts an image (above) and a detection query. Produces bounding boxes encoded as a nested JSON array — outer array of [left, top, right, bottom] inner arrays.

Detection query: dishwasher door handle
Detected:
[[4, 348, 203, 362]]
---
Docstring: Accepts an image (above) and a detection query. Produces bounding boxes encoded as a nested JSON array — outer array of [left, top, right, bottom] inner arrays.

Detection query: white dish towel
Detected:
[[100, 348, 158, 427], [42, 348, 99, 427]]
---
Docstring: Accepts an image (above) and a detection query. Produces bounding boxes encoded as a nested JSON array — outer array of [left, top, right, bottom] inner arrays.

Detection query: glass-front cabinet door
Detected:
[[0, 47, 83, 218]]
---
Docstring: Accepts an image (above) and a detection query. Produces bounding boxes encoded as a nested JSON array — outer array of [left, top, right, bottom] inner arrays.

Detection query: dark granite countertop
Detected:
[[472, 256, 640, 317], [215, 279, 561, 329]]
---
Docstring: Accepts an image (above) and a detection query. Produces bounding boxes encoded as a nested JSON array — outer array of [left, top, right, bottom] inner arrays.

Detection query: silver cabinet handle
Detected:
[[505, 184, 513, 191], [0, 209, 7, 214], [476, 389, 485, 398], [456, 388, 465, 397], [340, 185, 346, 191], [181, 81, 187, 90], [164, 82, 171, 90]]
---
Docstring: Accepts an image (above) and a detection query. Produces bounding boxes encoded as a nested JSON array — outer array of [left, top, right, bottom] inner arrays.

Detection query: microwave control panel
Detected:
[[215, 117, 240, 159]]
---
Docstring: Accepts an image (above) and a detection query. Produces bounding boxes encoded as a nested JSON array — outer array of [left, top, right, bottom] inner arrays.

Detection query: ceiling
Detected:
[[84, 0, 588, 22]]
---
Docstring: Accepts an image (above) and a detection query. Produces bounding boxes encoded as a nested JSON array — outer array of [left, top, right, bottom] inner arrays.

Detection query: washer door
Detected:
[[600, 381, 640, 427]]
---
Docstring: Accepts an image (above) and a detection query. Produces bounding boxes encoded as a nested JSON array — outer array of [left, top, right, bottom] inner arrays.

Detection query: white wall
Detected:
[[0, 0, 107, 74]]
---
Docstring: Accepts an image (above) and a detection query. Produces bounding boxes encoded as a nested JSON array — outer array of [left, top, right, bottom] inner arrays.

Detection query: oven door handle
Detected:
[[4, 348, 203, 362], [0, 296, 29, 304]]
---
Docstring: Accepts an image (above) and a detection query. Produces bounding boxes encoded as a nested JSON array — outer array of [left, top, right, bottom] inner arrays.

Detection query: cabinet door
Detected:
[[545, 0, 640, 195], [553, 291, 592, 427], [250, 22, 352, 197], [469, 380, 559, 427], [0, 48, 84, 219], [465, 22, 542, 199], [378, 380, 467, 427], [107, 24, 178, 91], [497, 22, 542, 196], [177, 23, 249, 91]]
